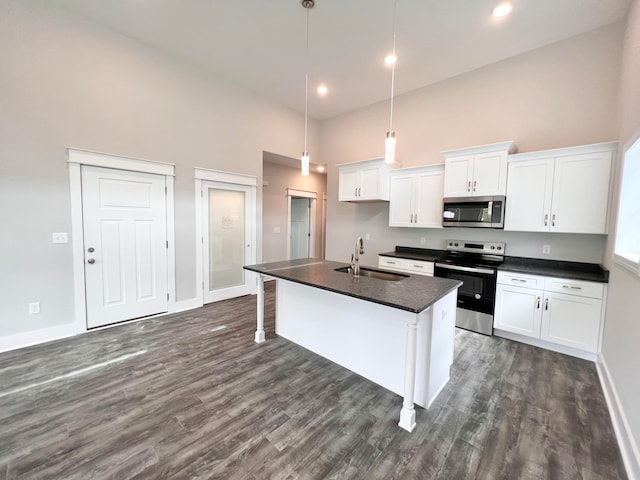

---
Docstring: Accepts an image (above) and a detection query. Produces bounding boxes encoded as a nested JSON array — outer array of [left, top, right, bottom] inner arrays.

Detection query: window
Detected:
[[614, 137, 640, 274]]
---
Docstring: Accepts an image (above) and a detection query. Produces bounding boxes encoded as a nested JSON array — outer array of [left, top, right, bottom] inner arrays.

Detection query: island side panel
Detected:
[[275, 279, 455, 408]]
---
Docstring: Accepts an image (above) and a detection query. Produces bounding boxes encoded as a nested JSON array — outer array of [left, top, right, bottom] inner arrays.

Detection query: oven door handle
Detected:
[[435, 263, 495, 275]]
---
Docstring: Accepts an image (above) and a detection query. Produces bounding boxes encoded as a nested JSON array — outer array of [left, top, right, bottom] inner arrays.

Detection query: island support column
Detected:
[[254, 274, 266, 343], [398, 316, 419, 432]]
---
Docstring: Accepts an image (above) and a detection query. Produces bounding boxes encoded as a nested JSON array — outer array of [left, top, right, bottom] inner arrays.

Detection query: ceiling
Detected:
[[52, 0, 630, 120]]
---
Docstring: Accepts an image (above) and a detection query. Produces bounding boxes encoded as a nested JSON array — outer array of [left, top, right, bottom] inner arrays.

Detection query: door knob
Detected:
[[87, 258, 95, 264], [88, 247, 95, 253]]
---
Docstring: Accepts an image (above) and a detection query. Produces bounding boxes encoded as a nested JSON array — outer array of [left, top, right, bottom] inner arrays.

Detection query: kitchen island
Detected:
[[243, 258, 461, 432]]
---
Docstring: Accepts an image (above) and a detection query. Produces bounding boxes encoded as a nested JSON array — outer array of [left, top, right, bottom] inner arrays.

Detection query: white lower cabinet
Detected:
[[494, 271, 605, 357], [378, 256, 434, 277]]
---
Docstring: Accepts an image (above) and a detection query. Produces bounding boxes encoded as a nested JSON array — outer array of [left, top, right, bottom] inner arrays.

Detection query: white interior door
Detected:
[[82, 166, 168, 328], [203, 181, 256, 303], [290, 197, 310, 259]]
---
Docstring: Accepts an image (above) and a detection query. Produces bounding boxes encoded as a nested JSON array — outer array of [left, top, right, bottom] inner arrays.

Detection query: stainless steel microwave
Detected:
[[442, 196, 505, 228]]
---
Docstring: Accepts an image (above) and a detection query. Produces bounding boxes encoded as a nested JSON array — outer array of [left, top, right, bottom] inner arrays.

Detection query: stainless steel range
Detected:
[[434, 240, 505, 336]]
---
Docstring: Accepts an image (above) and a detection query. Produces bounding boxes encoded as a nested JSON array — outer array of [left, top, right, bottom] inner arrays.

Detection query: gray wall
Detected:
[[0, 2, 317, 338], [320, 23, 622, 267], [602, 0, 640, 476], [262, 161, 327, 263]]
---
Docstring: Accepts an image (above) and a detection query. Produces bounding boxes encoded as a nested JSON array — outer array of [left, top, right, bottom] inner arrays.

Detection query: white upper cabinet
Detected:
[[389, 165, 444, 228], [442, 141, 515, 197], [505, 142, 616, 234], [338, 158, 395, 202]]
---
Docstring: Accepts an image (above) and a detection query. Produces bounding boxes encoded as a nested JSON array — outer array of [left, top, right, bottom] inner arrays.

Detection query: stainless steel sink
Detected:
[[334, 266, 409, 281]]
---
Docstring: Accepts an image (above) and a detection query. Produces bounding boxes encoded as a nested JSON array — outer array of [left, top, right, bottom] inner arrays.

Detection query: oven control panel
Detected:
[[445, 240, 505, 255]]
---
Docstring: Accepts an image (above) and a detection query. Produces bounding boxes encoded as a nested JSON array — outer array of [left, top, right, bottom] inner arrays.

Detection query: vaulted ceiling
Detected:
[[53, 0, 631, 120]]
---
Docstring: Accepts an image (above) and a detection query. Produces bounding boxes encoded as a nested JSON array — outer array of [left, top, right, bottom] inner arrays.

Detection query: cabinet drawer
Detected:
[[497, 271, 545, 289], [378, 257, 434, 276], [378, 257, 408, 270], [543, 277, 604, 299]]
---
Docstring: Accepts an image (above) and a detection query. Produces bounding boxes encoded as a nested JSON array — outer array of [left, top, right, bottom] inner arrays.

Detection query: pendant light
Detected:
[[385, 0, 399, 164], [301, 0, 314, 176]]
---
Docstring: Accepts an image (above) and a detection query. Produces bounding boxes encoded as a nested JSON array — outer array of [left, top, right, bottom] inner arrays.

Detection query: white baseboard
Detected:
[[0, 323, 79, 354], [173, 298, 202, 313], [597, 354, 640, 480], [493, 329, 597, 361]]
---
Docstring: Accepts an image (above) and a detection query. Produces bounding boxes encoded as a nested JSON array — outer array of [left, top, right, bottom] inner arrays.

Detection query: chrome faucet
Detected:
[[351, 236, 365, 277]]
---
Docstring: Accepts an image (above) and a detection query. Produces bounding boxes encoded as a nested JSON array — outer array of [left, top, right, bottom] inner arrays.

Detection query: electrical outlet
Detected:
[[365, 233, 371, 241], [52, 232, 68, 244], [29, 302, 40, 314], [543, 244, 551, 254], [420, 237, 426, 245]]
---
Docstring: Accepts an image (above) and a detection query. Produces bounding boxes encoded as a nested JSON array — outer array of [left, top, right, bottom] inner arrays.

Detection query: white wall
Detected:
[[262, 161, 327, 263], [0, 2, 317, 340], [601, 1, 640, 477], [320, 23, 622, 267]]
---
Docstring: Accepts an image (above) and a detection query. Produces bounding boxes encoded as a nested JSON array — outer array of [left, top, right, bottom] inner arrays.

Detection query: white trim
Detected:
[[0, 323, 79, 353], [194, 178, 205, 308], [493, 329, 597, 361], [613, 253, 640, 275], [441, 140, 516, 158], [68, 148, 175, 176], [286, 188, 317, 199], [68, 150, 177, 335], [194, 167, 257, 186], [597, 354, 640, 480], [508, 141, 617, 163]]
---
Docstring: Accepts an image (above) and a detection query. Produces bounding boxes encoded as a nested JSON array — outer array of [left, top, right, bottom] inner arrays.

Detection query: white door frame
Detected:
[[286, 188, 317, 260], [194, 168, 258, 305], [68, 148, 176, 334]]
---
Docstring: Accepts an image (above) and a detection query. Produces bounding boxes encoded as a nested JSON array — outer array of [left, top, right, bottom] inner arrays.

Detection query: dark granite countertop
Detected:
[[379, 246, 446, 263], [244, 258, 461, 314], [499, 256, 609, 283]]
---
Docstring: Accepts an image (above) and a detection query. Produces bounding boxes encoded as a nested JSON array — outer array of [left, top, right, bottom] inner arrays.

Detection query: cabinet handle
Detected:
[[354, 187, 357, 196], [552, 214, 556, 227], [473, 180, 477, 192], [413, 264, 424, 268], [545, 298, 549, 311], [511, 278, 527, 283], [387, 261, 396, 264], [467, 181, 471, 192], [562, 285, 582, 290], [544, 214, 549, 226], [536, 297, 541, 309], [414, 213, 418, 223]]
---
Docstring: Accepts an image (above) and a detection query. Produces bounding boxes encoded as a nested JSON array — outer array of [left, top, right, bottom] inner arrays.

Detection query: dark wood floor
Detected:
[[0, 282, 627, 479]]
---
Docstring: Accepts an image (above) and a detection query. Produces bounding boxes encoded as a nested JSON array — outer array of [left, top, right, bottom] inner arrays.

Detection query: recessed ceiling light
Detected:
[[492, 2, 512, 17], [384, 54, 397, 65], [317, 84, 328, 95]]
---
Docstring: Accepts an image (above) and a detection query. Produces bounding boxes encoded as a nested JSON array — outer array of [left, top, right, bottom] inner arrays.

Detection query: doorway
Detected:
[[290, 197, 311, 259]]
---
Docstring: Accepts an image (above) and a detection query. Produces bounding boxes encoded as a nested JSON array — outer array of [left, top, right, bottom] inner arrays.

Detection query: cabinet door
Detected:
[[338, 167, 359, 201], [414, 169, 444, 228], [359, 164, 382, 199], [472, 151, 507, 196], [504, 158, 554, 232], [550, 152, 612, 234], [541, 292, 602, 352], [389, 175, 414, 227], [443, 155, 473, 197], [494, 284, 543, 338]]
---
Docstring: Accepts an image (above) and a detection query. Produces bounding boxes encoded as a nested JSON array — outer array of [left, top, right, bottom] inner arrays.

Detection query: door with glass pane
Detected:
[[202, 181, 256, 303]]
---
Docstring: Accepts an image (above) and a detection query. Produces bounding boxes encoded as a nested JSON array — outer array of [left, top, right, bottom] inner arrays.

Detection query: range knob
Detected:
[[454, 243, 459, 247], [497, 246, 503, 251], [490, 245, 495, 250]]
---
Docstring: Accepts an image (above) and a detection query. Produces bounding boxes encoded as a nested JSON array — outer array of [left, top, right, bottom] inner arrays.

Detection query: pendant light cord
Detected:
[[304, 7, 310, 154], [389, 0, 398, 132]]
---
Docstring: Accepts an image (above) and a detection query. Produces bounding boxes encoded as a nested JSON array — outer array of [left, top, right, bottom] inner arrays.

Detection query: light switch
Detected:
[[52, 232, 68, 244]]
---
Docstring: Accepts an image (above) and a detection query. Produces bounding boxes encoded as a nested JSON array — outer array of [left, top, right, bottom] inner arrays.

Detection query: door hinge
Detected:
[[167, 292, 170, 300], [166, 240, 169, 248], [165, 186, 167, 194]]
